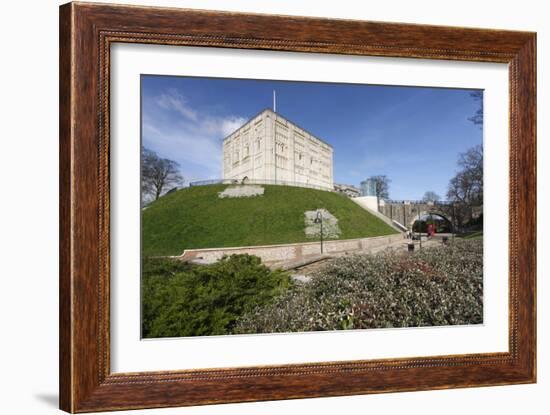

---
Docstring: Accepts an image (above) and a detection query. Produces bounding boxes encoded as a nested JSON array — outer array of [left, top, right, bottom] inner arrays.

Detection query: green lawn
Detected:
[[461, 230, 484, 240], [142, 184, 397, 256]]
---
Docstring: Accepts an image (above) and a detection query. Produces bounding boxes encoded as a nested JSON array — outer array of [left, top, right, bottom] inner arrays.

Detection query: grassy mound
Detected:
[[142, 184, 397, 256]]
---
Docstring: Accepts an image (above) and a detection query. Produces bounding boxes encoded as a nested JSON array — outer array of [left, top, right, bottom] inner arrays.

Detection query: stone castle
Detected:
[[222, 109, 334, 190]]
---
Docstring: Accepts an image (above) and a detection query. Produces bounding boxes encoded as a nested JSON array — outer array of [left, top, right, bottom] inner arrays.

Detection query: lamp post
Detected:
[[314, 210, 323, 254], [418, 210, 422, 250]]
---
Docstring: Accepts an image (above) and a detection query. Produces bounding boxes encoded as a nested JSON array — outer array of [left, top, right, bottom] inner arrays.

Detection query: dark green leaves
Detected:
[[141, 255, 291, 338], [235, 239, 483, 333]]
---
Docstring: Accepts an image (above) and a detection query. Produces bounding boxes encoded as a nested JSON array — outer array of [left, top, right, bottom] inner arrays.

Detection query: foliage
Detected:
[[141, 254, 292, 338], [467, 212, 483, 228], [141, 146, 184, 203], [235, 239, 483, 333], [142, 184, 397, 256]]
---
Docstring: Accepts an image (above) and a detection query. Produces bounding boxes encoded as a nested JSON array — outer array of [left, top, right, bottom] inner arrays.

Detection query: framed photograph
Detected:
[[59, 2, 536, 412]]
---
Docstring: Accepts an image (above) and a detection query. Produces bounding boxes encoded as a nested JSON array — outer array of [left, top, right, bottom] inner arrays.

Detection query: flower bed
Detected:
[[235, 239, 483, 333]]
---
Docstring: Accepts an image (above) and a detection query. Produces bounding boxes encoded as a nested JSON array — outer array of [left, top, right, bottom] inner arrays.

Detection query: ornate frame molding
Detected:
[[60, 2, 536, 412]]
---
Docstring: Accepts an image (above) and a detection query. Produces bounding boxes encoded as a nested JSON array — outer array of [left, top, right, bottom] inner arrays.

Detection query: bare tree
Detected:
[[458, 144, 483, 204], [446, 145, 483, 204], [370, 175, 391, 200], [141, 147, 184, 203], [422, 191, 441, 203], [468, 90, 483, 128], [446, 144, 483, 228]]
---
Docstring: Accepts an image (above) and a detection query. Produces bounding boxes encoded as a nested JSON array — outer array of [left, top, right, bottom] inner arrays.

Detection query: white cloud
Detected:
[[143, 89, 247, 181], [156, 89, 198, 121], [196, 115, 246, 137], [219, 116, 247, 136], [142, 119, 161, 136]]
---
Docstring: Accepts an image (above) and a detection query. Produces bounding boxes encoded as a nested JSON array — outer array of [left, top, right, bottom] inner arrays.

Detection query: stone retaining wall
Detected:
[[177, 233, 403, 264]]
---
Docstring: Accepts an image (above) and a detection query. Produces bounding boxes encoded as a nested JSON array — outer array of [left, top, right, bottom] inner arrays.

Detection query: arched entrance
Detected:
[[411, 212, 453, 233]]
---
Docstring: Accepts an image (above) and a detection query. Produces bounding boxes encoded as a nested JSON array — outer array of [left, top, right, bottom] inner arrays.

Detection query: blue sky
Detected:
[[141, 75, 482, 200]]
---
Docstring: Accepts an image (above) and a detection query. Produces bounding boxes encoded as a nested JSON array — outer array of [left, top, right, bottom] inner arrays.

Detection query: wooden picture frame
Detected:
[[59, 2, 536, 412]]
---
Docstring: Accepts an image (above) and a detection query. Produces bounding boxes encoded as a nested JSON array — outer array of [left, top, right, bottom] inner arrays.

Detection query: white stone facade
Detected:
[[222, 109, 334, 190]]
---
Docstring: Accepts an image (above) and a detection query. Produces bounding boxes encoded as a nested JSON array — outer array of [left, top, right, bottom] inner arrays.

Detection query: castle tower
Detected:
[[222, 109, 334, 190]]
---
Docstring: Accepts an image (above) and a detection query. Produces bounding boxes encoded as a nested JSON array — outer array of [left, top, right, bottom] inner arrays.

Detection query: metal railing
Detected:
[[189, 178, 333, 192]]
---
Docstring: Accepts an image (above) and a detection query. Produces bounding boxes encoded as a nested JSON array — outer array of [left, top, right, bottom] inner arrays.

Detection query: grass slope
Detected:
[[461, 230, 483, 240], [142, 184, 397, 256]]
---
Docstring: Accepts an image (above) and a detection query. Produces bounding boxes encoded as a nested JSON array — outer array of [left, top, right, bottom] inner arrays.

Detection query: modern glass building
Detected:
[[360, 178, 377, 197]]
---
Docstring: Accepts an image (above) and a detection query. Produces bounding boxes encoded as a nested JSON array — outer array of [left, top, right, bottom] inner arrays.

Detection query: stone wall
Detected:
[[177, 233, 403, 264]]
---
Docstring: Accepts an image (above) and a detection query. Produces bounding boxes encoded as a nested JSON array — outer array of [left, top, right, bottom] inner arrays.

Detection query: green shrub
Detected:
[[141, 255, 291, 338], [235, 239, 483, 333]]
